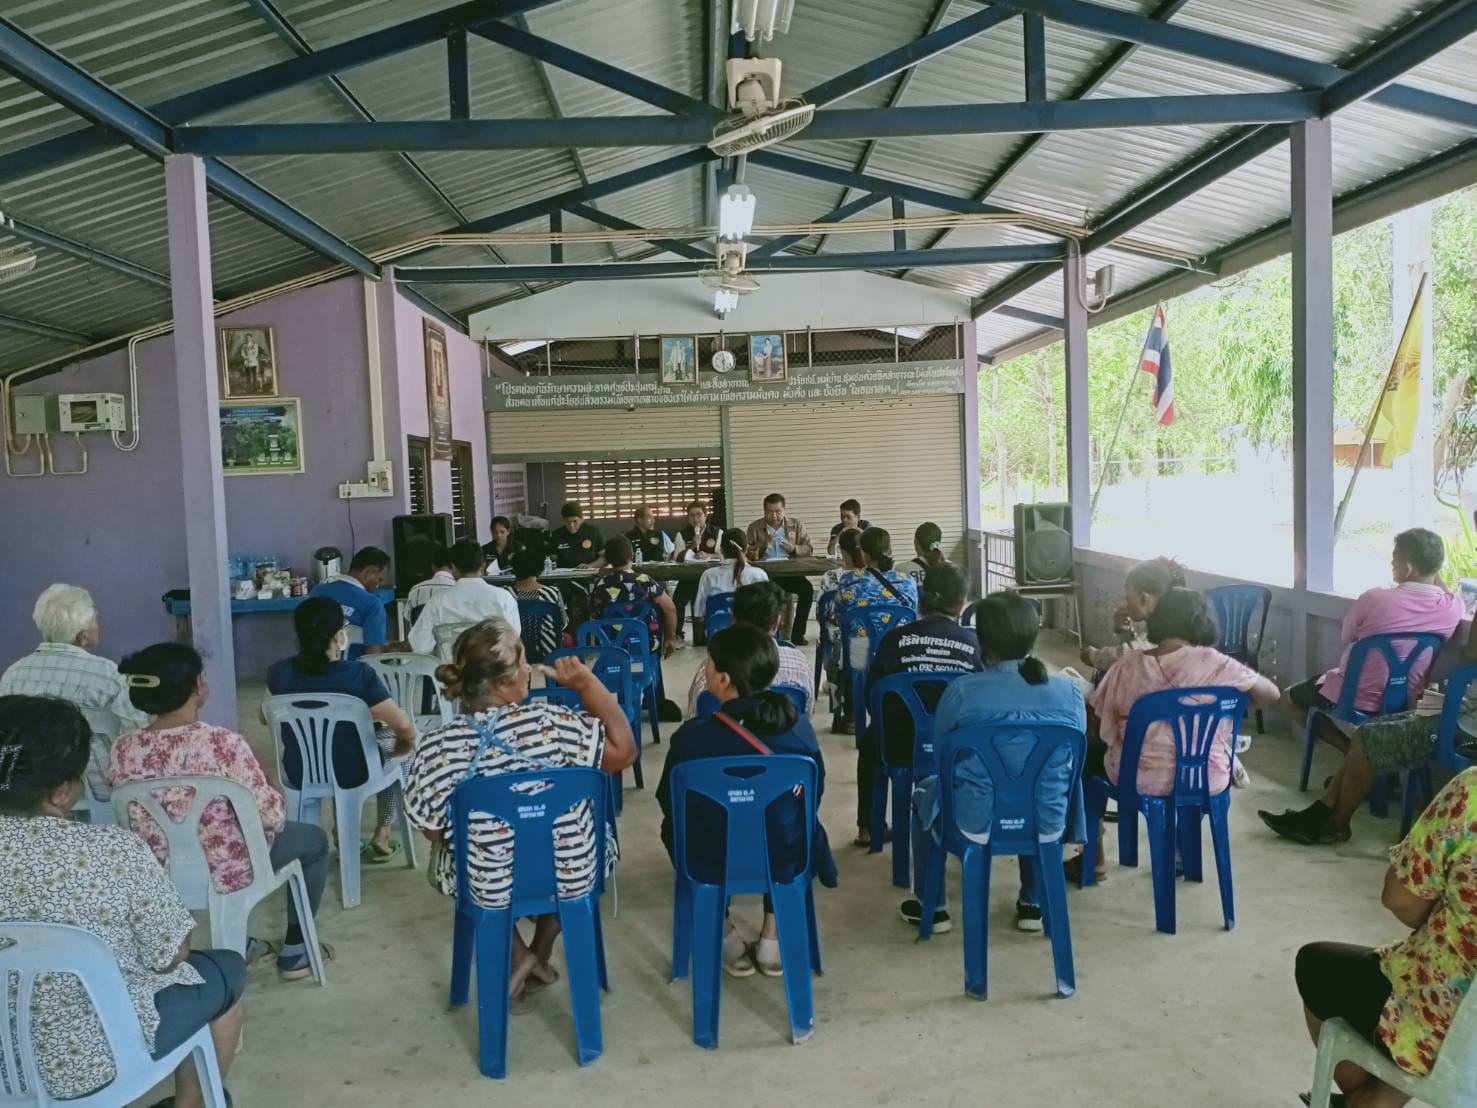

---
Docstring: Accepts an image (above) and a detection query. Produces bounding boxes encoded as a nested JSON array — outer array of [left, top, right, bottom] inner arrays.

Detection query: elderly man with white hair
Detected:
[[0, 583, 147, 795]]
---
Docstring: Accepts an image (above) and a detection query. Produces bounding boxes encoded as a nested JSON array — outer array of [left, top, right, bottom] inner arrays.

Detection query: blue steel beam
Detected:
[[988, 0, 1477, 129], [0, 310, 93, 344], [393, 243, 1066, 282], [563, 203, 714, 260], [891, 197, 906, 251], [1023, 14, 1047, 101], [814, 0, 955, 256], [474, 20, 715, 116], [0, 0, 567, 185], [1, 213, 170, 287], [748, 192, 890, 259], [172, 93, 1320, 154], [447, 31, 471, 119], [549, 208, 562, 264], [1320, 0, 1477, 117], [0, 15, 380, 278], [800, 6, 1018, 107]]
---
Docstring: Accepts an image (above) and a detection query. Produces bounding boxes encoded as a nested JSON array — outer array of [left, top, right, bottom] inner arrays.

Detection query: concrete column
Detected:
[[1391, 204, 1435, 529], [1062, 245, 1091, 549], [1291, 120, 1336, 672], [165, 155, 237, 728], [961, 322, 983, 595]]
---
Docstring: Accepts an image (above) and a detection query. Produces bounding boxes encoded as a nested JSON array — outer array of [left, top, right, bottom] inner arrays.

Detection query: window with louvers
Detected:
[[407, 436, 432, 515], [451, 440, 478, 539], [562, 456, 723, 519]]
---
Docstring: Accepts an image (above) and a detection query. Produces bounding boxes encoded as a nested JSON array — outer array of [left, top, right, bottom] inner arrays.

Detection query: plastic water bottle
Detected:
[[544, 556, 554, 575], [635, 546, 644, 564]]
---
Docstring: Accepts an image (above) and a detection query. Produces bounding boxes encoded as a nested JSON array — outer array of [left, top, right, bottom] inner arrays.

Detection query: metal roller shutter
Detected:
[[487, 407, 720, 460], [728, 396, 965, 557]]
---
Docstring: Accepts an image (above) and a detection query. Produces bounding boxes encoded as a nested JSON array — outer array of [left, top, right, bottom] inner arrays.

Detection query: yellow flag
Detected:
[[1371, 274, 1427, 463]]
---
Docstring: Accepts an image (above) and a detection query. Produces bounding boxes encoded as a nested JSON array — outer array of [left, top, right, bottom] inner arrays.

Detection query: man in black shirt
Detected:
[[826, 498, 872, 555], [856, 564, 982, 846], [548, 501, 603, 569], [625, 504, 668, 565], [674, 501, 722, 644]]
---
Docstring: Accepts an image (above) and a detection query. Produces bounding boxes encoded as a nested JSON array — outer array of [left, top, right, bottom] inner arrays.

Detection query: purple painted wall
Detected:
[[0, 277, 411, 676], [394, 294, 492, 542]]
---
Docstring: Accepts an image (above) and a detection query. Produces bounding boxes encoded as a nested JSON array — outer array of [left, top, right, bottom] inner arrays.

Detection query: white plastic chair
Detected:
[[72, 705, 125, 825], [108, 776, 326, 985], [343, 624, 365, 647], [1309, 991, 1477, 1106], [432, 621, 477, 664], [262, 693, 418, 909], [361, 652, 454, 734], [0, 921, 229, 1107]]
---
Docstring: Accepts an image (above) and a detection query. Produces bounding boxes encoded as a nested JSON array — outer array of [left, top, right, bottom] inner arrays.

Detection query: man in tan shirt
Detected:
[[745, 492, 816, 644]]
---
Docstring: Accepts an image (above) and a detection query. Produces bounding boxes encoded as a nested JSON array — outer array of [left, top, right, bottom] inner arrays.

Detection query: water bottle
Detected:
[[635, 546, 644, 564], [544, 556, 555, 575]]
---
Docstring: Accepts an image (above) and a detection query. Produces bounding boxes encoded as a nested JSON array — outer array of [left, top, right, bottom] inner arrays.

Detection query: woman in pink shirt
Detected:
[[1069, 588, 1280, 882], [108, 642, 331, 980]]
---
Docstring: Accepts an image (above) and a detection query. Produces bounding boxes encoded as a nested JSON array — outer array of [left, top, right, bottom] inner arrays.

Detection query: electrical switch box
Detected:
[[59, 393, 127, 433], [11, 393, 59, 435]]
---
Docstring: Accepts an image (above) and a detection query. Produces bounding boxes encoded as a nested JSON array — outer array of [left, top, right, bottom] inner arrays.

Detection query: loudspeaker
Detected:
[[393, 513, 455, 597], [1012, 502, 1073, 585]]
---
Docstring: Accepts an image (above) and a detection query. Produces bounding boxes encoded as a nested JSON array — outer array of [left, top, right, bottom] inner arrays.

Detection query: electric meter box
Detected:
[[11, 393, 59, 435], [58, 393, 126, 433]]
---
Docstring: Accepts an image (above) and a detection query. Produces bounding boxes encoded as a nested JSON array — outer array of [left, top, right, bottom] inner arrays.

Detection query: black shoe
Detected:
[[792, 635, 809, 647], [899, 898, 952, 933], [1299, 1093, 1347, 1107], [1259, 807, 1350, 845], [1015, 903, 1044, 932]]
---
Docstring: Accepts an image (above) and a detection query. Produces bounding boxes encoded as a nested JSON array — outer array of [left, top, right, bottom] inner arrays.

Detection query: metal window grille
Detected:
[[407, 435, 432, 515], [450, 440, 478, 539], [562, 456, 722, 518]]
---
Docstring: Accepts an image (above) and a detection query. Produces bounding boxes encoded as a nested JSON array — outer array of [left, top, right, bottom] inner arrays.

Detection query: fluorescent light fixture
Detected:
[[731, 0, 795, 41], [714, 290, 739, 314], [499, 339, 549, 356], [718, 185, 757, 241]]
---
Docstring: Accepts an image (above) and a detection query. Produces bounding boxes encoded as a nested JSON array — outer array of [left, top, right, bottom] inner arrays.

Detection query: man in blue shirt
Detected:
[[309, 546, 394, 659]]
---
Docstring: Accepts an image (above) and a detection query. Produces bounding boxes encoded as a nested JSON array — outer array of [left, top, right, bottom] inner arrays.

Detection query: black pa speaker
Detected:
[[1012, 502, 1073, 585], [393, 513, 455, 597]]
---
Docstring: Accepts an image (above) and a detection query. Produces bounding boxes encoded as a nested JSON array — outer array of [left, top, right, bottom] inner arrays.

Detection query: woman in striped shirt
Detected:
[[404, 618, 636, 999]]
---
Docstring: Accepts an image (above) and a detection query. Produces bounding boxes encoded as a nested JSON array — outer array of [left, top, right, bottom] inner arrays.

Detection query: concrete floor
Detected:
[[150, 633, 1411, 1107]]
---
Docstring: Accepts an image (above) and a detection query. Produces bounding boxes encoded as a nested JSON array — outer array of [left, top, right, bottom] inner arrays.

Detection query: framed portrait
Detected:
[[748, 333, 787, 383], [659, 335, 698, 386], [423, 319, 453, 461], [219, 325, 278, 399], [219, 398, 304, 476]]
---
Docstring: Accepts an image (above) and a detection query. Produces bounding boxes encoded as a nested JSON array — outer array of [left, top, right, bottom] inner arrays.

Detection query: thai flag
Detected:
[[1140, 305, 1175, 425]]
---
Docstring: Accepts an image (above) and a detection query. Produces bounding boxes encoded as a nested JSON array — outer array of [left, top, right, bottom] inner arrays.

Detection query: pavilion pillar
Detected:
[[165, 155, 238, 728], [961, 322, 984, 596], [1391, 204, 1435, 530], [1062, 244, 1091, 550], [1290, 120, 1336, 673]]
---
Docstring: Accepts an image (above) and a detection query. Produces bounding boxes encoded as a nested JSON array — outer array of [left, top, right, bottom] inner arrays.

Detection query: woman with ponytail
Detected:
[[404, 619, 636, 1000], [903, 591, 1086, 935], [829, 528, 919, 733], [694, 527, 770, 637], [267, 596, 416, 863], [657, 623, 836, 978], [900, 521, 948, 581], [1078, 587, 1278, 881]]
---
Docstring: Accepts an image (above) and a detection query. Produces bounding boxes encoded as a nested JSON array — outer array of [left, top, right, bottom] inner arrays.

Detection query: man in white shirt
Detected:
[[408, 539, 521, 658], [0, 583, 147, 797], [405, 545, 456, 620]]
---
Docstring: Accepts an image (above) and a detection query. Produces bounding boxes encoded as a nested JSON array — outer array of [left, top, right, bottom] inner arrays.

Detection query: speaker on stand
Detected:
[[1012, 502, 1073, 585]]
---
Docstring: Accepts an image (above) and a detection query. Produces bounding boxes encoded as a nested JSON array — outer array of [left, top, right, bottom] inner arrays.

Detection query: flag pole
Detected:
[[1333, 272, 1428, 540], [1090, 306, 1159, 520]]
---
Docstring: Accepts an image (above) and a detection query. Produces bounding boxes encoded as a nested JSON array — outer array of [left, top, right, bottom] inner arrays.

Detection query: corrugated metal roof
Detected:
[[0, 0, 1473, 377]]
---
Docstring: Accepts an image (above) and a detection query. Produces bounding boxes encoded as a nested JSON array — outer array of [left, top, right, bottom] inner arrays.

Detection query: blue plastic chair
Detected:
[[448, 768, 610, 1079], [705, 608, 735, 637], [1298, 632, 1447, 801], [814, 590, 837, 696], [918, 723, 1086, 999], [866, 671, 964, 888], [546, 646, 642, 803], [515, 597, 564, 664], [840, 604, 917, 745], [1083, 687, 1249, 935], [578, 616, 662, 747], [694, 685, 808, 720], [1205, 585, 1272, 733], [1398, 662, 1477, 835], [705, 592, 735, 619], [670, 756, 822, 1048]]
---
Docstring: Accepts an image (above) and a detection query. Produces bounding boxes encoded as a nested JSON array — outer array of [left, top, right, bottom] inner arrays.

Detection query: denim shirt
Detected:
[[916, 663, 1087, 844]]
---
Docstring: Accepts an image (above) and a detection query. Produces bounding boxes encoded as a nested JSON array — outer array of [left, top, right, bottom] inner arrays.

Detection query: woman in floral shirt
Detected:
[[1295, 766, 1477, 1101], [588, 535, 678, 659], [0, 695, 245, 1107], [829, 528, 919, 736], [108, 642, 331, 981]]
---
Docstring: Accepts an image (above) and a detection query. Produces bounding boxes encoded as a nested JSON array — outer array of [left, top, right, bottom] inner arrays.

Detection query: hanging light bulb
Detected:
[[714, 289, 739, 314], [718, 184, 757, 241]]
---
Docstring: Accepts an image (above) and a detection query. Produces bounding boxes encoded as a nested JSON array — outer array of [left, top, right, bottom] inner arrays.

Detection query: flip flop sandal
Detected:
[[530, 962, 560, 986], [1063, 854, 1108, 884], [361, 839, 402, 865], [244, 937, 280, 965]]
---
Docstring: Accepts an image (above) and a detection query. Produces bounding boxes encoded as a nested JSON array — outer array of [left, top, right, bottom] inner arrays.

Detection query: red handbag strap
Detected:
[[714, 710, 773, 755]]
